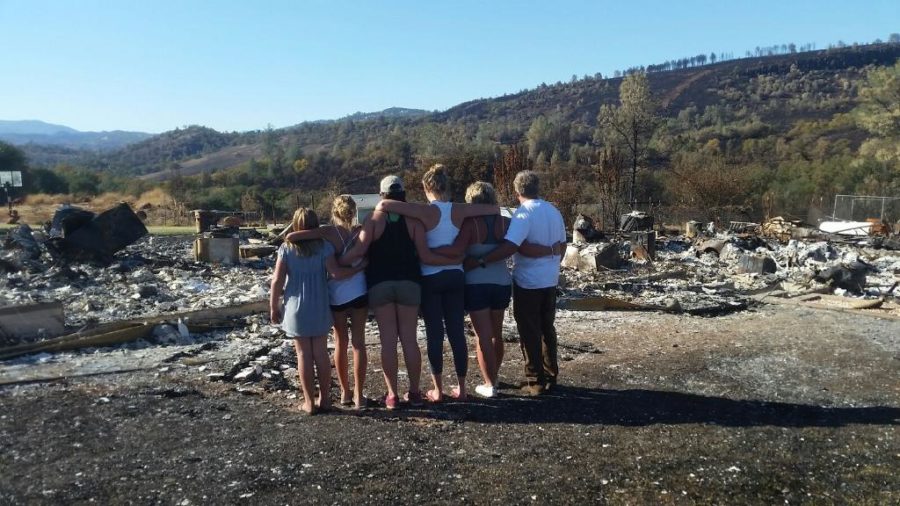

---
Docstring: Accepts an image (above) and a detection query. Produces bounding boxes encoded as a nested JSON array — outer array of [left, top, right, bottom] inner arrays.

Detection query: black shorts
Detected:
[[464, 283, 512, 312], [330, 294, 368, 313]]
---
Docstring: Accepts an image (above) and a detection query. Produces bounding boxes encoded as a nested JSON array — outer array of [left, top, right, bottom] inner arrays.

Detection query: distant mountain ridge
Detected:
[[1, 108, 429, 152], [340, 107, 430, 122], [0, 120, 79, 135], [0, 120, 152, 151]]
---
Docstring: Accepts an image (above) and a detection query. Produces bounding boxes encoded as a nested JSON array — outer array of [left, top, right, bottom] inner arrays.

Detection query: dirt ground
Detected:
[[1, 304, 898, 504]]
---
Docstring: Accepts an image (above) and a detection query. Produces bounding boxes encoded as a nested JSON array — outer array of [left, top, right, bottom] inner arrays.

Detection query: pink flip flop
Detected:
[[450, 386, 467, 402], [425, 389, 443, 403]]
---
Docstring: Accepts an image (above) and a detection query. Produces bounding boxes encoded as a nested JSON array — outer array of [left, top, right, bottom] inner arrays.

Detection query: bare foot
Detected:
[[426, 388, 443, 403], [315, 397, 332, 412], [298, 402, 315, 415], [340, 390, 353, 406], [450, 386, 467, 401]]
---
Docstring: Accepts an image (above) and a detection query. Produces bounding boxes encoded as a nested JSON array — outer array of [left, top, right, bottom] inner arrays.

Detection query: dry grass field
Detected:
[[4, 189, 177, 227]]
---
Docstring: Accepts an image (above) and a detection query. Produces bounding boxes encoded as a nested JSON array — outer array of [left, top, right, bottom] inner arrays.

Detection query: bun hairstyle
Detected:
[[422, 164, 451, 200], [331, 195, 357, 228]]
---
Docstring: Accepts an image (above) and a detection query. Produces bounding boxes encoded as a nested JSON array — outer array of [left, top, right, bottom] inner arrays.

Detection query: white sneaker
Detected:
[[475, 384, 496, 398]]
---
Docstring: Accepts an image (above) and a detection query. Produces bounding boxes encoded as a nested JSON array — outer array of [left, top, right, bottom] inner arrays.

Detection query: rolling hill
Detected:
[[144, 44, 896, 183], [12, 42, 900, 222]]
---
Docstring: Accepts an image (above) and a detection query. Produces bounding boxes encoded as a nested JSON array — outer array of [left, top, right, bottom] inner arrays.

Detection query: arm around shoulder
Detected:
[[284, 226, 328, 243], [339, 217, 375, 265], [410, 219, 463, 265], [326, 255, 366, 280], [375, 200, 437, 226], [455, 203, 500, 220]]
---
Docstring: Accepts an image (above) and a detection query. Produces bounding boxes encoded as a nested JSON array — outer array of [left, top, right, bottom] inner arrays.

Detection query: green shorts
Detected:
[[368, 280, 421, 307]]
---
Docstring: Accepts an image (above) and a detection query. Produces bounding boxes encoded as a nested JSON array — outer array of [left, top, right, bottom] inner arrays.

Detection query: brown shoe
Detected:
[[520, 383, 545, 396]]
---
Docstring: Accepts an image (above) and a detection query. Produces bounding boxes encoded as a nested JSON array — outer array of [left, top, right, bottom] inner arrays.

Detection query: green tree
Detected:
[[597, 72, 659, 208], [285, 143, 304, 165], [262, 123, 278, 161], [525, 116, 552, 160], [292, 158, 309, 189], [167, 162, 186, 201], [855, 60, 900, 137], [29, 168, 68, 194], [199, 170, 213, 188], [0, 141, 27, 172], [854, 60, 900, 162], [65, 170, 101, 196]]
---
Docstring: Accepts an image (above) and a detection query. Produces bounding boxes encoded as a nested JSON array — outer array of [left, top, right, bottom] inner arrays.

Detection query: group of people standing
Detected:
[[269, 166, 566, 415]]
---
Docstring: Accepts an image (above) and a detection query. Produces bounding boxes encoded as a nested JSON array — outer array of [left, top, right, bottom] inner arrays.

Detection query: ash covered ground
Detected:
[[1, 234, 899, 504]]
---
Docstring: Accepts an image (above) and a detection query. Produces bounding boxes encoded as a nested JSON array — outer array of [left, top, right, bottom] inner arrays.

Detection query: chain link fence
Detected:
[[830, 195, 900, 223]]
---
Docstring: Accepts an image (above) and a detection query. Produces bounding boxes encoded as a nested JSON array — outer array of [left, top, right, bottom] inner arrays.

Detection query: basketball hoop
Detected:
[[1, 171, 23, 213], [0, 171, 23, 188]]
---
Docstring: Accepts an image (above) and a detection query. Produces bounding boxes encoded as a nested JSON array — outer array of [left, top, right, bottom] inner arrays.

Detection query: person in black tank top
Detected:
[[339, 176, 462, 410], [366, 213, 420, 288]]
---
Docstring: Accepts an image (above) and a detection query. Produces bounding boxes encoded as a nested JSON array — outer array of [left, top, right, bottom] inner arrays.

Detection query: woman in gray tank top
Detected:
[[459, 183, 510, 398]]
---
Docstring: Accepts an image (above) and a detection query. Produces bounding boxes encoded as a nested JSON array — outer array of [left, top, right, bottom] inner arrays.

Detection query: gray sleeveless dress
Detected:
[[278, 241, 334, 338]]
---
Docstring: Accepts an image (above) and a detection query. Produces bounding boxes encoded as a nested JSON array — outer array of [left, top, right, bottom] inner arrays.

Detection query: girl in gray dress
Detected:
[[270, 208, 366, 415]]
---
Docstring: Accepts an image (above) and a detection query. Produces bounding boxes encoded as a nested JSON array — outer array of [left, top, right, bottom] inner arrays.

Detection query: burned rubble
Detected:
[[2, 206, 899, 391], [559, 215, 900, 316], [2, 233, 272, 329]]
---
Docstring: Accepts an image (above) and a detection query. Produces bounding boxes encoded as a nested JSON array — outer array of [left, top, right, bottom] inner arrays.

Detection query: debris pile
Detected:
[[558, 219, 900, 316], [1, 232, 273, 331], [2, 204, 899, 372]]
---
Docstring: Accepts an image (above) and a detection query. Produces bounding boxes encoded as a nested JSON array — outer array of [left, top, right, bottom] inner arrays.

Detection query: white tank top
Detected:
[[421, 201, 462, 276], [328, 226, 367, 305]]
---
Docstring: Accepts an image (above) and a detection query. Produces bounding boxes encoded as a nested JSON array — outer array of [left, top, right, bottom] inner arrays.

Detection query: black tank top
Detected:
[[366, 214, 421, 287]]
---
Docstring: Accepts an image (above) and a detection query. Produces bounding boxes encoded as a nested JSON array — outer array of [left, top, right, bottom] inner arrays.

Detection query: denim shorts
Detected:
[[464, 283, 512, 312]]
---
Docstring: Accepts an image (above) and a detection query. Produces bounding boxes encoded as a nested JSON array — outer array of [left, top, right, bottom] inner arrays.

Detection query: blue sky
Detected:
[[1, 0, 897, 133]]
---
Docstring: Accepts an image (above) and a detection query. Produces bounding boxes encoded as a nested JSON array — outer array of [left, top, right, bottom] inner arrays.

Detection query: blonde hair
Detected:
[[422, 164, 450, 199], [331, 195, 356, 229], [287, 207, 323, 257], [464, 181, 497, 205]]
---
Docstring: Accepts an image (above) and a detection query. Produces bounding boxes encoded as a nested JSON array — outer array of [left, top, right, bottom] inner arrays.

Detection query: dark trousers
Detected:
[[513, 284, 559, 385], [421, 270, 468, 377]]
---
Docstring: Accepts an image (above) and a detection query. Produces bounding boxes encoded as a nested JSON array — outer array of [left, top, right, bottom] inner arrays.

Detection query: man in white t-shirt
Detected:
[[473, 171, 566, 395]]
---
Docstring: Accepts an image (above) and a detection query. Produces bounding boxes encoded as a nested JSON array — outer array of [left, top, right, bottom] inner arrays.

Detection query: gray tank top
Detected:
[[465, 215, 512, 286]]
